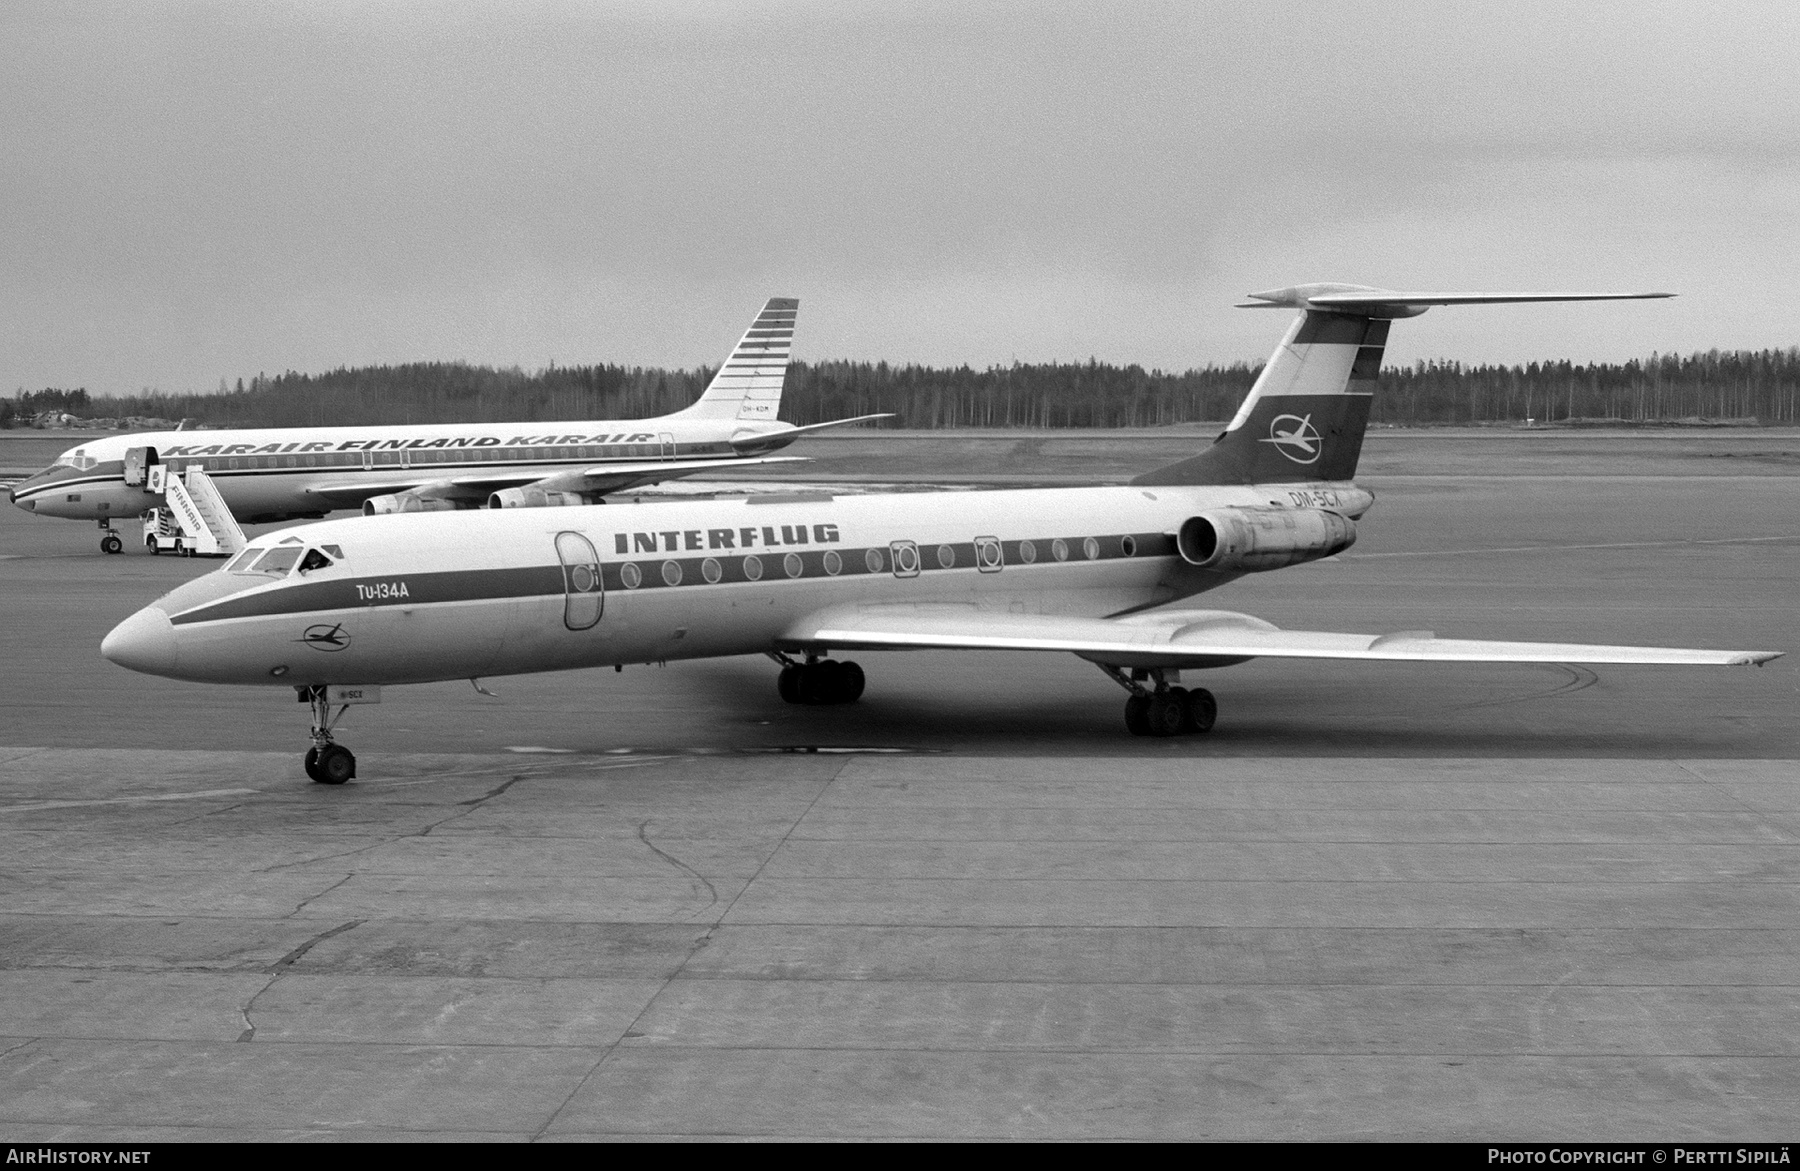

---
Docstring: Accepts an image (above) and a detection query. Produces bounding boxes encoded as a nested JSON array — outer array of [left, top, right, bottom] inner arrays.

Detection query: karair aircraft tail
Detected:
[[670, 297, 799, 422], [1132, 285, 1672, 487]]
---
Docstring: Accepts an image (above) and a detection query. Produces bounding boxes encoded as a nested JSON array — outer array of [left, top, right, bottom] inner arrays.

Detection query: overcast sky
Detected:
[[5, 0, 1799, 395]]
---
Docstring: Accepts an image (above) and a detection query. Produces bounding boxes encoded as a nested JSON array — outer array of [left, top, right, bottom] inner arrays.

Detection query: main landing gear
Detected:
[[98, 519, 122, 555], [1098, 665, 1216, 738], [299, 685, 357, 784], [771, 653, 865, 706]]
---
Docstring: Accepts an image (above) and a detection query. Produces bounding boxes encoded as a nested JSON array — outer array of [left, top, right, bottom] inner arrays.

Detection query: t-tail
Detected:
[[1132, 285, 1672, 487], [670, 297, 799, 422]]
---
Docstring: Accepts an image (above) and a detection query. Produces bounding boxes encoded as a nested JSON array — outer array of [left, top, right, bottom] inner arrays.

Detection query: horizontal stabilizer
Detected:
[[1238, 284, 1673, 319], [784, 605, 1778, 669], [731, 414, 895, 452]]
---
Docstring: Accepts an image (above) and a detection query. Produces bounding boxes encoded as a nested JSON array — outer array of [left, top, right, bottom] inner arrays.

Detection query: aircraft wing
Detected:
[[562, 455, 806, 494], [305, 478, 470, 506], [303, 456, 808, 505], [783, 605, 1780, 668]]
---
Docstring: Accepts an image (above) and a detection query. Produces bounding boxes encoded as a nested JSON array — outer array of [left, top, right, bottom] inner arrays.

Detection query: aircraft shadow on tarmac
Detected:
[[669, 654, 1773, 759]]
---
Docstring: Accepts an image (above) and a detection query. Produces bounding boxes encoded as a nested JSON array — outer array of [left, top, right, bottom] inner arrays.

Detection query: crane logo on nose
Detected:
[[298, 623, 352, 652]]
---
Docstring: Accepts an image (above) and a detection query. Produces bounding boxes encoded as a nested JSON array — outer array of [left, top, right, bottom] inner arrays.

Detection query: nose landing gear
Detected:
[[771, 652, 866, 705], [1101, 665, 1216, 738], [299, 685, 357, 784], [98, 519, 122, 555]]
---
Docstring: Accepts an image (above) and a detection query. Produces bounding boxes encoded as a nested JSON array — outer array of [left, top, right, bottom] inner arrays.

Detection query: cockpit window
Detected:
[[225, 548, 261, 573], [321, 544, 344, 560], [297, 548, 334, 574], [54, 451, 98, 470], [247, 547, 303, 576]]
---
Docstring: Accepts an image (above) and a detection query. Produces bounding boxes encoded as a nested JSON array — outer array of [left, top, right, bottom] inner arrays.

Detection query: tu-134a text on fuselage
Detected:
[[101, 284, 1781, 783], [10, 298, 886, 551]]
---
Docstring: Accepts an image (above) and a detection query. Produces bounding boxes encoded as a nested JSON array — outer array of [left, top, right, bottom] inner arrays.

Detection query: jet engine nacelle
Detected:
[[1175, 507, 1356, 573], [362, 492, 466, 516], [487, 486, 592, 509]]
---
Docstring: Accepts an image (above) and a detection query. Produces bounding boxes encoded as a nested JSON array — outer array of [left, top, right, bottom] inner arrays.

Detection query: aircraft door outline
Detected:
[[975, 536, 1003, 573], [122, 446, 158, 488], [555, 531, 604, 630], [659, 433, 675, 460]]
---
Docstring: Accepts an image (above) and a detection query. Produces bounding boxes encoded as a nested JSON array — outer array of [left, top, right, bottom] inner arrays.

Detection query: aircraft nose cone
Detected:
[[102, 606, 177, 676]]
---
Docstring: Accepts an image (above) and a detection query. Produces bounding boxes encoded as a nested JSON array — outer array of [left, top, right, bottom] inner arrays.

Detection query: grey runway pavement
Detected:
[[1, 432, 1797, 1138], [0, 750, 1795, 1140]]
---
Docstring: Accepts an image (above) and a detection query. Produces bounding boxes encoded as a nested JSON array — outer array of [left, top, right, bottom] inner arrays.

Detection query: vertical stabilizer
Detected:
[[671, 297, 798, 421], [1132, 284, 1671, 487]]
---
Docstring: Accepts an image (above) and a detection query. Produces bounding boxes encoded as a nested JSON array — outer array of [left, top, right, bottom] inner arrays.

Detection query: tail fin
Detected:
[[1132, 284, 1671, 487], [670, 297, 798, 421]]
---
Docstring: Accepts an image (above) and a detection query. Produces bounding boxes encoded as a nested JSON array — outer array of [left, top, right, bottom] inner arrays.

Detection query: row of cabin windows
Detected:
[[163, 443, 675, 473]]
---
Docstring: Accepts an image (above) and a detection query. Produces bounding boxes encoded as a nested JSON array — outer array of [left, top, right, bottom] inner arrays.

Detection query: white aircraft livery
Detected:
[[11, 298, 886, 550], [101, 283, 1781, 783]]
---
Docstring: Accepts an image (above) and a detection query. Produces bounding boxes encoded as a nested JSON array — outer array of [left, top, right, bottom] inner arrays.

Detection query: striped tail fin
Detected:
[[1132, 284, 1672, 487], [672, 297, 798, 421]]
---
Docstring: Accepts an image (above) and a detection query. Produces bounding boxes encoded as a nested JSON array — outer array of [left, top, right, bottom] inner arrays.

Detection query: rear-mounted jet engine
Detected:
[[1176, 507, 1356, 573]]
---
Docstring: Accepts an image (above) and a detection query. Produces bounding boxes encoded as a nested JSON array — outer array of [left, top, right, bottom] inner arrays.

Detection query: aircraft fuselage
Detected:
[[9, 419, 797, 524], [107, 480, 1373, 687]]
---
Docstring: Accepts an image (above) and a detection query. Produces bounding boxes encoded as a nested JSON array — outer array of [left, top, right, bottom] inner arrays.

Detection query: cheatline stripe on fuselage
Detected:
[[167, 531, 1180, 626]]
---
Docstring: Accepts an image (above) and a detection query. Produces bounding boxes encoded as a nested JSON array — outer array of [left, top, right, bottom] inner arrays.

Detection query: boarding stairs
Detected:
[[144, 464, 246, 557]]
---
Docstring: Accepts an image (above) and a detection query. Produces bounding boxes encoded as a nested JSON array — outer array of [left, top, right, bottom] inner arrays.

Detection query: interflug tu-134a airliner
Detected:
[[101, 284, 1781, 783], [10, 298, 885, 550]]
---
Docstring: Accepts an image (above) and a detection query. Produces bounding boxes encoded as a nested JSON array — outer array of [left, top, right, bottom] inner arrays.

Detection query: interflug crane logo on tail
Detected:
[[298, 623, 352, 652], [1261, 414, 1322, 464]]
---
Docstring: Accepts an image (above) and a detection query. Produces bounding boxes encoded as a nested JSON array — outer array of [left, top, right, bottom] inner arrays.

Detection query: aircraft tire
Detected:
[[303, 747, 323, 782], [801, 661, 842, 706], [838, 661, 865, 703], [314, 745, 355, 785], [101, 534, 123, 555], [1183, 688, 1217, 734], [777, 666, 802, 704], [1145, 693, 1184, 737], [1123, 695, 1151, 736]]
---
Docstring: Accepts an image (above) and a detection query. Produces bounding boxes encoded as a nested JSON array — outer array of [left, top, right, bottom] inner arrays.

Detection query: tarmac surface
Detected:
[[1, 428, 1796, 1139]]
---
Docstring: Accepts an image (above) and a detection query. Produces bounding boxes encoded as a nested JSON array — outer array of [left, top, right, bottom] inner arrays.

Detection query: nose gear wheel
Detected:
[[299, 685, 357, 784]]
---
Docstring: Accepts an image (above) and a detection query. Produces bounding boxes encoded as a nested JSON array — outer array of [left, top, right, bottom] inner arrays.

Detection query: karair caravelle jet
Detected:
[[11, 298, 883, 550], [102, 284, 1781, 783]]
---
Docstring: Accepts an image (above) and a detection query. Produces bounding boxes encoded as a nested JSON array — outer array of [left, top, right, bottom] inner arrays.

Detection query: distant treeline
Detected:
[[14, 348, 1800, 429]]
